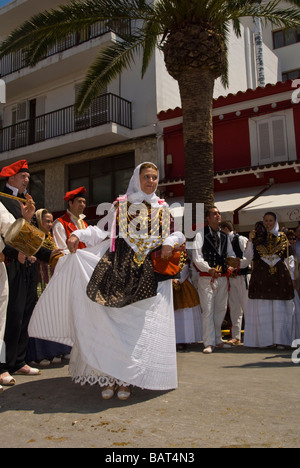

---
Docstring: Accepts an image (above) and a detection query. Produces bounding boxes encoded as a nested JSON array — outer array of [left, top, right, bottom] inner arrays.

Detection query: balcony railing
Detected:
[[0, 20, 131, 77], [0, 93, 132, 153]]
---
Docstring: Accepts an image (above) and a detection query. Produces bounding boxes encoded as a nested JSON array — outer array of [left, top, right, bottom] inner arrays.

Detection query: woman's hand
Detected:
[[160, 245, 173, 259], [20, 194, 35, 222], [67, 235, 80, 254], [249, 230, 256, 242]]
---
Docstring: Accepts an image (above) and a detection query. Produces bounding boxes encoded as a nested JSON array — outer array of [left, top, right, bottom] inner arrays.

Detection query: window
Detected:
[[282, 69, 300, 82], [273, 27, 300, 49], [257, 117, 287, 163], [28, 171, 45, 210], [68, 153, 135, 205], [249, 110, 297, 166], [11, 101, 28, 149]]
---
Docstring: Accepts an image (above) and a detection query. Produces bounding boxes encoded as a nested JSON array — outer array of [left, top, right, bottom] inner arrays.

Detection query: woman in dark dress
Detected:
[[244, 212, 295, 348], [29, 163, 185, 400]]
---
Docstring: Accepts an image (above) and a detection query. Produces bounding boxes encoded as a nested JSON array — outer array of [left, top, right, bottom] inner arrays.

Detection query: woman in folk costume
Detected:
[[173, 258, 202, 350], [26, 209, 70, 365], [244, 213, 295, 348], [29, 163, 185, 400]]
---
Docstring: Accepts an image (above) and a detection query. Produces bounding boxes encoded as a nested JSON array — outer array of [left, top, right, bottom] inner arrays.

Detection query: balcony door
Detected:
[[11, 101, 27, 149], [28, 99, 36, 145], [74, 83, 108, 131]]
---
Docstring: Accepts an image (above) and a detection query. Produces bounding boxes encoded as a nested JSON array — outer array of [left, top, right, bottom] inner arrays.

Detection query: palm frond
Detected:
[[75, 32, 146, 115], [140, 22, 163, 78], [0, 0, 153, 63], [227, 0, 300, 30], [219, 21, 230, 88]]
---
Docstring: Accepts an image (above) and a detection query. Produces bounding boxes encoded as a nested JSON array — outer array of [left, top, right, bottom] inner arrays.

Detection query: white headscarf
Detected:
[[265, 213, 280, 237], [269, 220, 280, 237], [126, 162, 161, 207], [107, 162, 165, 252]]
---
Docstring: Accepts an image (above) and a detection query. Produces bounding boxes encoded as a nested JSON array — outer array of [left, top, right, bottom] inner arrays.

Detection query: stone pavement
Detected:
[[0, 344, 299, 448]]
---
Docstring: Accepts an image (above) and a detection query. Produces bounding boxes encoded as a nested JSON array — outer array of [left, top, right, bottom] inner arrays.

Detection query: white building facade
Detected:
[[0, 0, 299, 216]]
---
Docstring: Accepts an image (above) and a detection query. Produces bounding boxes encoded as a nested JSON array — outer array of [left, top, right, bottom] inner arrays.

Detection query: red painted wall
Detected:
[[160, 80, 300, 197], [163, 124, 184, 180], [294, 105, 300, 155], [213, 118, 251, 172]]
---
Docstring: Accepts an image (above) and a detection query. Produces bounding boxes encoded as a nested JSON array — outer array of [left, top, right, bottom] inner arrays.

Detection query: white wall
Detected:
[[154, 48, 181, 114], [260, 0, 300, 76], [214, 22, 280, 98]]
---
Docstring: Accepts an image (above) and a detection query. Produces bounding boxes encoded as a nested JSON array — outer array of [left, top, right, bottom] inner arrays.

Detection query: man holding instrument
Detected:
[[0, 160, 55, 387]]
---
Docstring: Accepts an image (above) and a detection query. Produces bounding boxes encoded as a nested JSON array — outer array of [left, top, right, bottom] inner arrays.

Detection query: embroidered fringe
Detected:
[[71, 372, 130, 388]]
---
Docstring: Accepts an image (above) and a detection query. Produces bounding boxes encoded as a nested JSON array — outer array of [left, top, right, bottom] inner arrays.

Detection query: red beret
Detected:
[[0, 160, 29, 178], [64, 186, 86, 202]]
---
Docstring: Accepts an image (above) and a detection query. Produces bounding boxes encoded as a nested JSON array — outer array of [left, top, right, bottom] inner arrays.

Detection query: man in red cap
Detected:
[[52, 186, 88, 253], [0, 160, 53, 386]]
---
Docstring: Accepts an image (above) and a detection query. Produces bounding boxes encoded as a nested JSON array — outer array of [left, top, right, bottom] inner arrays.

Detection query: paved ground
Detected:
[[0, 343, 299, 448]]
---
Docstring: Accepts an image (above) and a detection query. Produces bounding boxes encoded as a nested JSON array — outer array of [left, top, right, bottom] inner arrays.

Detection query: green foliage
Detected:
[[1, 0, 300, 114]]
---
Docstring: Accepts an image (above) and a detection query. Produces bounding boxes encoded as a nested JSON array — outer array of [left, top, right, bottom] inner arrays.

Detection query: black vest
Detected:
[[231, 234, 251, 276], [202, 225, 228, 273]]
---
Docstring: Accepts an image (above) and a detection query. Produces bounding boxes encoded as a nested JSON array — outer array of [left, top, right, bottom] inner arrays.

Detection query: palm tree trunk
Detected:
[[177, 68, 215, 221]]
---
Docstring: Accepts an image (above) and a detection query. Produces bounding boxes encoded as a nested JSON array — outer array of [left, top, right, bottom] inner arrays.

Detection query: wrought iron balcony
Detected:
[[0, 20, 131, 77], [0, 93, 132, 153]]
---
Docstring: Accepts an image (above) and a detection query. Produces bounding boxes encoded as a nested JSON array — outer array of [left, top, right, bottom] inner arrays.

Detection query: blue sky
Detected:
[[0, 0, 13, 7]]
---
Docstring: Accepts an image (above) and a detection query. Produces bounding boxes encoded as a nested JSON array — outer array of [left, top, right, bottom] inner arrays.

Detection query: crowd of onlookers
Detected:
[[173, 209, 300, 354]]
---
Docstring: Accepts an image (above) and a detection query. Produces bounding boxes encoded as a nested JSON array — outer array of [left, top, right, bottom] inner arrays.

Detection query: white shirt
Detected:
[[0, 201, 15, 252], [6, 183, 26, 197], [294, 240, 300, 261], [52, 210, 87, 254], [193, 228, 250, 273]]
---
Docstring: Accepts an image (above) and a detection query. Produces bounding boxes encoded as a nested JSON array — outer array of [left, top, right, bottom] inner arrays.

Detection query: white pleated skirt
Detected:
[[293, 291, 300, 342], [28, 240, 177, 390], [244, 298, 295, 348], [174, 306, 203, 344], [0, 263, 9, 361]]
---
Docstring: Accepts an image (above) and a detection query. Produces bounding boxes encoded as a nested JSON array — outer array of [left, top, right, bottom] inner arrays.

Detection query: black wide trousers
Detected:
[[0, 260, 38, 374]]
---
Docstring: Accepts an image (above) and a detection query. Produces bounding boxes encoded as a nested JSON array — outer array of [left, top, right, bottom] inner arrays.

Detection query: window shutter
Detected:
[[257, 116, 287, 164], [272, 118, 287, 160], [257, 121, 271, 162]]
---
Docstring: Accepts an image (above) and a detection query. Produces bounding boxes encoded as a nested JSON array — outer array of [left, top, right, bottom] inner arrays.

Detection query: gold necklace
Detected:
[[256, 233, 288, 275], [117, 201, 170, 266]]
